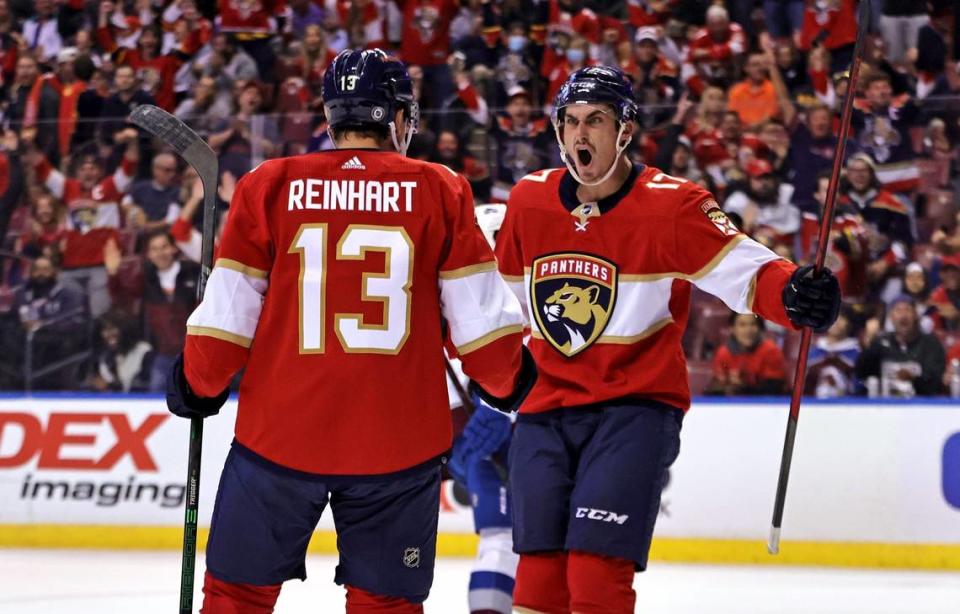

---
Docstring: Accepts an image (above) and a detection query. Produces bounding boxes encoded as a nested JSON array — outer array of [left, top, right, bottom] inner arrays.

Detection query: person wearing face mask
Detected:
[[544, 35, 592, 103], [493, 22, 538, 103]]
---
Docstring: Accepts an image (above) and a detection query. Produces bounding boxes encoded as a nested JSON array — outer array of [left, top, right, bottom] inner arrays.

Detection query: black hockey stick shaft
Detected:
[[768, 0, 870, 555], [130, 105, 218, 612]]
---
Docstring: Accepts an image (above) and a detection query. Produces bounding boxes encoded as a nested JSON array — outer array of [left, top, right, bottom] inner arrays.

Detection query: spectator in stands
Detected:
[[24, 126, 138, 318], [98, 64, 155, 173], [15, 190, 64, 260], [173, 76, 233, 138], [629, 27, 680, 131], [429, 129, 491, 201], [931, 209, 960, 255], [728, 52, 782, 128], [439, 51, 490, 141], [839, 153, 913, 299], [195, 33, 260, 86], [705, 313, 788, 396], [489, 85, 554, 201], [399, 0, 459, 111], [685, 5, 746, 93], [105, 228, 199, 392], [798, 171, 868, 299], [208, 81, 279, 178], [72, 67, 111, 151], [851, 72, 919, 195], [287, 0, 328, 39], [491, 21, 540, 107], [892, 261, 936, 334], [98, 19, 184, 113], [123, 152, 182, 231], [21, 0, 62, 66], [807, 306, 861, 398], [879, 1, 930, 65], [930, 255, 960, 331], [856, 294, 945, 397], [11, 255, 88, 390], [89, 310, 153, 393], [217, 0, 280, 79], [6, 53, 61, 165], [654, 95, 704, 184], [723, 158, 800, 248], [799, 0, 858, 72], [771, 41, 808, 97], [0, 129, 24, 243]]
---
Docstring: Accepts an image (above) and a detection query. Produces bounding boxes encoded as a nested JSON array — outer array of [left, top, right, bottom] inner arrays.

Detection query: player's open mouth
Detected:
[[576, 148, 593, 166]]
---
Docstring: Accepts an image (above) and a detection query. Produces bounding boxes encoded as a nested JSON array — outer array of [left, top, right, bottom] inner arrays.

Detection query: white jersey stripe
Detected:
[[440, 269, 525, 352], [692, 237, 782, 313], [186, 265, 268, 346]]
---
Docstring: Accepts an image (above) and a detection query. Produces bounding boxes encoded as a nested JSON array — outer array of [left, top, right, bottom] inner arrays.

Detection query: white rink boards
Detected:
[[1, 395, 959, 569]]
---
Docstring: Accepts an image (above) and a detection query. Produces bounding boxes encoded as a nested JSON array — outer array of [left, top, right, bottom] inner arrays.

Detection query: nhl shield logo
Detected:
[[531, 253, 618, 357], [402, 547, 421, 568]]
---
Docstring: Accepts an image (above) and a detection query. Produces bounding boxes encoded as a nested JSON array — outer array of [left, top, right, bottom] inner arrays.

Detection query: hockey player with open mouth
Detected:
[[494, 66, 841, 613]]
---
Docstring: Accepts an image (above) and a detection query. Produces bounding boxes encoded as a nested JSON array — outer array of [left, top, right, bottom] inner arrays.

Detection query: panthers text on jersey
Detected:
[[496, 164, 798, 414], [183, 150, 525, 475]]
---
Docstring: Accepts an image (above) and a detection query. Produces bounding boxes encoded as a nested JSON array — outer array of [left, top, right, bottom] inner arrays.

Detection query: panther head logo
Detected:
[[531, 253, 617, 357], [543, 283, 608, 353]]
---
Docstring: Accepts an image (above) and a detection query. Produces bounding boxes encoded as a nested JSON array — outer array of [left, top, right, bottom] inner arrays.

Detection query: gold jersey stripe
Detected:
[[457, 324, 524, 355], [438, 261, 498, 280], [187, 325, 253, 348], [215, 258, 269, 279], [618, 235, 748, 282]]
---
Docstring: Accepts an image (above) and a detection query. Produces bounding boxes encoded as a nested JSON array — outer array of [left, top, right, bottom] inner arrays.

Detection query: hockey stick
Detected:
[[768, 0, 870, 555], [129, 104, 218, 612]]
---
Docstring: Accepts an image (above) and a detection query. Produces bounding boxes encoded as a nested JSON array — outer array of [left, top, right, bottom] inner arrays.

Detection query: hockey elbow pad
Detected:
[[472, 345, 537, 414], [166, 352, 229, 419]]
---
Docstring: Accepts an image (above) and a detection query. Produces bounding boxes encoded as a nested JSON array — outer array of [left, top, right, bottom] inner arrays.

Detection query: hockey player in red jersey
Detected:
[[495, 66, 841, 613], [165, 49, 536, 613]]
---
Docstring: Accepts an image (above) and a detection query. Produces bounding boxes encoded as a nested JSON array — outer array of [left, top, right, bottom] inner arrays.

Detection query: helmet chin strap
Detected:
[[555, 121, 631, 187], [390, 119, 417, 156]]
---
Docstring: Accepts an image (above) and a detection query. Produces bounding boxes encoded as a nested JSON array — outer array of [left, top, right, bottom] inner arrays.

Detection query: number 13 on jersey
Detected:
[[289, 224, 413, 355]]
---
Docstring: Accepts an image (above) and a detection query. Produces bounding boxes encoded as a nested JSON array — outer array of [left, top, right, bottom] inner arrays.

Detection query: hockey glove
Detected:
[[782, 265, 841, 332], [472, 345, 538, 414], [166, 352, 229, 419], [454, 393, 513, 470]]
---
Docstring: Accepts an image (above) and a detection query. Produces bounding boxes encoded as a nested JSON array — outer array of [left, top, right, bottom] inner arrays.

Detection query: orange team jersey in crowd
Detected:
[[495, 164, 798, 414], [183, 150, 525, 475], [727, 79, 780, 126]]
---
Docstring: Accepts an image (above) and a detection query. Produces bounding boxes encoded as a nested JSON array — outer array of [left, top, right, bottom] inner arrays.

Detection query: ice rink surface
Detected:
[[2, 549, 959, 613]]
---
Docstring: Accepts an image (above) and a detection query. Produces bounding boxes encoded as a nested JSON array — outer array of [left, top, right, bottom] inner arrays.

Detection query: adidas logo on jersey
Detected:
[[341, 156, 365, 170]]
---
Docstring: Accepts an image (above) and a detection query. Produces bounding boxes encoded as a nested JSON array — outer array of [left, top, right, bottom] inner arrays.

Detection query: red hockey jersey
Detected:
[[184, 150, 525, 475], [496, 165, 797, 414]]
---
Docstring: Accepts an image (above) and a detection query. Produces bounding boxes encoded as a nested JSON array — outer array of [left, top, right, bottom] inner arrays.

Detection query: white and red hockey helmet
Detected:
[[474, 204, 506, 248]]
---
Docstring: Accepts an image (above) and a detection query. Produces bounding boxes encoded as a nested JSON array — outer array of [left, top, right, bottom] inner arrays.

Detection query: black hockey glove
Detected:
[[782, 265, 841, 332], [166, 352, 229, 419], [471, 346, 538, 414]]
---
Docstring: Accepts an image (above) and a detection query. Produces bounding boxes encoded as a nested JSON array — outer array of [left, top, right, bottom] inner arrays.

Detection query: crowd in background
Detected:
[[0, 0, 956, 398]]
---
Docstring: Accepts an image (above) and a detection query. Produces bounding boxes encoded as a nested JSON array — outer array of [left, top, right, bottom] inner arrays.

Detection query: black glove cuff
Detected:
[[471, 345, 537, 414], [166, 353, 228, 419]]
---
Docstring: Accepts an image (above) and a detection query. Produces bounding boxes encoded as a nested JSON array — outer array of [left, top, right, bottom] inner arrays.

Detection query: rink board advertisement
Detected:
[[1, 396, 959, 568]]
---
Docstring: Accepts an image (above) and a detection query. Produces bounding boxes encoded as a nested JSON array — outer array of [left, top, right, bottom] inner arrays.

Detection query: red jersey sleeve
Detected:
[[438, 170, 524, 398], [668, 179, 796, 328], [183, 165, 274, 397]]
